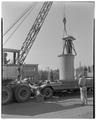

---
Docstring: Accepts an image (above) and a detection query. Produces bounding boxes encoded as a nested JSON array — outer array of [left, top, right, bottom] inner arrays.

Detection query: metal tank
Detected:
[[58, 54, 74, 81], [58, 17, 77, 81]]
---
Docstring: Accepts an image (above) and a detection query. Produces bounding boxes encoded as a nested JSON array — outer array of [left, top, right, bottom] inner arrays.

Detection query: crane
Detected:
[[2, 1, 53, 104], [17, 2, 53, 64], [16, 1, 53, 80]]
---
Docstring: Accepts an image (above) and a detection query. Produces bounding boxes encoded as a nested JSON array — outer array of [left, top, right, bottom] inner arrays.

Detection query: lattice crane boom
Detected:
[[17, 2, 53, 64]]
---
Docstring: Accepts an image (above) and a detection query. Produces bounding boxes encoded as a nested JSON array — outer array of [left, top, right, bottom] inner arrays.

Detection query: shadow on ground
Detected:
[[2, 101, 84, 117], [2, 92, 93, 117]]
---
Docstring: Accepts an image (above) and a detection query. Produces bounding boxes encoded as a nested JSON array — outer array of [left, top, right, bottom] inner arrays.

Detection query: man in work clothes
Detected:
[[78, 72, 88, 105]]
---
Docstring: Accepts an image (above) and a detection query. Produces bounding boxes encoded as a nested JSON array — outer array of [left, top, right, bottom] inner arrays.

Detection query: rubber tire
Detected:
[[14, 85, 31, 103], [2, 86, 13, 105], [42, 87, 53, 99]]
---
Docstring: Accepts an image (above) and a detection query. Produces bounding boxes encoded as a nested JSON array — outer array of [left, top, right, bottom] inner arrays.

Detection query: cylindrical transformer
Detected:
[[58, 54, 75, 81]]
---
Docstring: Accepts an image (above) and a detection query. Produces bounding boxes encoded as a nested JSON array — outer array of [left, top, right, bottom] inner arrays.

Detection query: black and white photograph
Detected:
[[1, 1, 95, 118]]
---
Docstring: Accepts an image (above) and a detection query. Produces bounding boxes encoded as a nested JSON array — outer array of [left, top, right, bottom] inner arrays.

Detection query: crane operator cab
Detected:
[[3, 48, 19, 65], [3, 48, 20, 85], [3, 52, 10, 65]]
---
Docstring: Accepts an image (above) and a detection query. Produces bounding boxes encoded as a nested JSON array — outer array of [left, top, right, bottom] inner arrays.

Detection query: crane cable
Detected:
[[3, 2, 37, 45], [63, 2, 67, 36], [64, 2, 66, 19], [3, 2, 37, 36]]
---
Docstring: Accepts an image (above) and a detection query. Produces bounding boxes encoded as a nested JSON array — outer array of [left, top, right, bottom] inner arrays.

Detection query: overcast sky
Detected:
[[2, 1, 94, 70]]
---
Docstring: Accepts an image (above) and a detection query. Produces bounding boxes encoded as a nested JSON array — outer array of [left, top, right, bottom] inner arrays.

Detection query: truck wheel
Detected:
[[2, 86, 13, 105], [14, 85, 31, 103], [42, 87, 53, 99]]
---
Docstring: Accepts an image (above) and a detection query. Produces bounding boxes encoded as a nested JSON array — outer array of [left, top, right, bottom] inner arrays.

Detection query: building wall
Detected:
[[22, 64, 38, 82]]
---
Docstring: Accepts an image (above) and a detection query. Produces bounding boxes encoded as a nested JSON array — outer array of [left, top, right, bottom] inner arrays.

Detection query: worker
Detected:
[[78, 71, 88, 105], [3, 52, 10, 64]]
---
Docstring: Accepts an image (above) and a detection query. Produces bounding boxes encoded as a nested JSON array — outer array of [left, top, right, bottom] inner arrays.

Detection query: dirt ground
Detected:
[[2, 92, 94, 118]]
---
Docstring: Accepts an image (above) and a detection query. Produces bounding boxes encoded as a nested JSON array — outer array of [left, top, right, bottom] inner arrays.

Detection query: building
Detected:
[[22, 64, 39, 82]]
